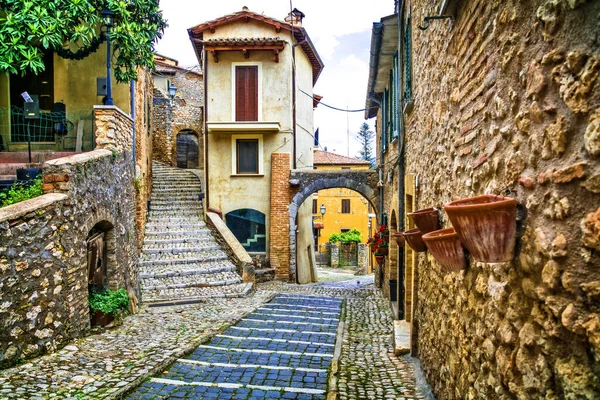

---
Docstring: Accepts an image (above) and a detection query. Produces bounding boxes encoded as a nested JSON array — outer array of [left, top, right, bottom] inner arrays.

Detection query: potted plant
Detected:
[[422, 227, 466, 272], [377, 224, 389, 243], [378, 240, 389, 256], [402, 228, 427, 252], [88, 287, 130, 327], [408, 207, 440, 234], [374, 251, 385, 266], [444, 194, 517, 262]]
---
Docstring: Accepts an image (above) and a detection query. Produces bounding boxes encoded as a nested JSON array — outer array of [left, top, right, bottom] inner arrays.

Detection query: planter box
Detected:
[[402, 228, 427, 252], [408, 207, 440, 234], [422, 227, 466, 272]]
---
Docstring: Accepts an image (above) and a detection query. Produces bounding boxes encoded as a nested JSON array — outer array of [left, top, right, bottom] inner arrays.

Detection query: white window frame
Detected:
[[231, 62, 263, 122], [231, 134, 264, 176]]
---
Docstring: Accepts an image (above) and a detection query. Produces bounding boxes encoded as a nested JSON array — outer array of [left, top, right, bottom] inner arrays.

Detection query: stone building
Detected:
[[187, 7, 324, 283], [366, 0, 600, 398], [151, 54, 204, 169], [1, 61, 154, 367]]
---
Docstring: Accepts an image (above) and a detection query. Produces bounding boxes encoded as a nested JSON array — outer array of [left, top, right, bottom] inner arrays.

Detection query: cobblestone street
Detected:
[[0, 272, 432, 399]]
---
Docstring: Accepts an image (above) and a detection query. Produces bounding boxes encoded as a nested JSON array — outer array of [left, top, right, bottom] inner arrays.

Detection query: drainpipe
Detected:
[[203, 50, 210, 208], [130, 79, 136, 174], [291, 32, 298, 170]]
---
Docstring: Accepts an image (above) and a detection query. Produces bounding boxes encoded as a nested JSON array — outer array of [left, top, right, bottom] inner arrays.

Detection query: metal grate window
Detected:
[[403, 10, 412, 102]]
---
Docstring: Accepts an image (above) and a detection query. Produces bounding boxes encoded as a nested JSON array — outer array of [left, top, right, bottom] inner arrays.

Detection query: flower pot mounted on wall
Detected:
[[392, 232, 405, 247], [408, 207, 440, 234], [444, 194, 517, 263], [375, 255, 385, 265], [402, 228, 427, 252], [422, 227, 466, 272]]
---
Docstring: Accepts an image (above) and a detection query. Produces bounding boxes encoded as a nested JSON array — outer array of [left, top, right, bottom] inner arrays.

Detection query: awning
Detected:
[[313, 222, 324, 229]]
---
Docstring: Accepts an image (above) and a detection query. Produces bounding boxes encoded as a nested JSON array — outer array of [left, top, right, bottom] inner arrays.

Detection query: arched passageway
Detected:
[[176, 130, 199, 168]]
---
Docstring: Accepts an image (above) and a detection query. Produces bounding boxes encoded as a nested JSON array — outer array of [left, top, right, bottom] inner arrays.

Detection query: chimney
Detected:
[[285, 8, 305, 27]]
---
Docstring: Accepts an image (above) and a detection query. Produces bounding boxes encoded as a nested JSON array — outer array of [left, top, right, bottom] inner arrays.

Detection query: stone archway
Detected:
[[286, 169, 380, 282]]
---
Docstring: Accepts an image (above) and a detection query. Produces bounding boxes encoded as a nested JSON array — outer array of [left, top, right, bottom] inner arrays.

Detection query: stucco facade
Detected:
[[189, 8, 323, 281]]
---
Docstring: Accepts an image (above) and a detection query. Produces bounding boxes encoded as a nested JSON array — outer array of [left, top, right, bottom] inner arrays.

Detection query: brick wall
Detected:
[[405, 0, 600, 397], [269, 153, 292, 279]]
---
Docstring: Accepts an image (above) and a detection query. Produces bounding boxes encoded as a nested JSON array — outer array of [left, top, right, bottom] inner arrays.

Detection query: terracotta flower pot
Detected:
[[422, 227, 466, 272], [402, 228, 427, 252], [408, 207, 440, 234], [375, 255, 385, 266], [392, 232, 405, 247], [379, 247, 389, 256], [444, 194, 517, 262]]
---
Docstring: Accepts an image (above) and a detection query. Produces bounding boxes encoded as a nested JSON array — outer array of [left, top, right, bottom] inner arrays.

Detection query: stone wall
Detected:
[[134, 68, 154, 247], [0, 107, 139, 369], [152, 71, 204, 167], [405, 0, 600, 398]]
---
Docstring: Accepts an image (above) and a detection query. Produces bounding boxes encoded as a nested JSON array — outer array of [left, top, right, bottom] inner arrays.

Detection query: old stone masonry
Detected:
[[126, 294, 342, 399], [140, 162, 251, 305]]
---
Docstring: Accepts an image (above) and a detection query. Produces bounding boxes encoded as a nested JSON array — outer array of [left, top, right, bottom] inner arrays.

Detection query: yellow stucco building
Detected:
[[312, 150, 372, 251]]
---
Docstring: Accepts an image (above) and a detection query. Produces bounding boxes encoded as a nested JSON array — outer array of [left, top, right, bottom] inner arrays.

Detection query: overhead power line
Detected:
[[299, 89, 370, 113]]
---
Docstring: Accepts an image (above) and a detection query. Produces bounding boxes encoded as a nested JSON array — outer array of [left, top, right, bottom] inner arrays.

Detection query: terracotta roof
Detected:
[[188, 8, 323, 84], [314, 150, 372, 165], [313, 94, 323, 109], [201, 37, 286, 47], [154, 59, 203, 77]]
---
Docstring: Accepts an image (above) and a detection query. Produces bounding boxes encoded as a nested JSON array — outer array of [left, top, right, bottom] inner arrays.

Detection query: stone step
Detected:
[[142, 282, 253, 306], [143, 230, 212, 238], [143, 236, 213, 246], [147, 211, 203, 219], [139, 259, 238, 277], [150, 195, 203, 201], [144, 222, 207, 230], [139, 252, 229, 266], [140, 247, 226, 260], [142, 243, 220, 255], [141, 270, 243, 291]]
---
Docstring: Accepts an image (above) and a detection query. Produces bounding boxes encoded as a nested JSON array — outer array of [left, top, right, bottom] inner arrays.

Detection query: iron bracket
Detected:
[[418, 15, 453, 31]]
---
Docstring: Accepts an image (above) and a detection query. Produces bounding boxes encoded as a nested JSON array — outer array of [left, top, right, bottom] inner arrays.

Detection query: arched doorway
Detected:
[[176, 130, 199, 168], [86, 220, 115, 291]]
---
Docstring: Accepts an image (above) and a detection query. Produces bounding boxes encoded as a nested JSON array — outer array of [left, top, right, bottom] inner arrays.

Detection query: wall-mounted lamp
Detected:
[[418, 15, 453, 31], [320, 204, 326, 217], [168, 84, 177, 103]]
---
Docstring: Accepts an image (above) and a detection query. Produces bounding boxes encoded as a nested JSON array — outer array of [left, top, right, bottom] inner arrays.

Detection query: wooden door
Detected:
[[176, 132, 199, 168]]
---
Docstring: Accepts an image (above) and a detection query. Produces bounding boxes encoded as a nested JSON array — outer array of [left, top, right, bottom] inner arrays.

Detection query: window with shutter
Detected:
[[341, 199, 351, 214], [235, 66, 258, 121], [236, 139, 259, 174]]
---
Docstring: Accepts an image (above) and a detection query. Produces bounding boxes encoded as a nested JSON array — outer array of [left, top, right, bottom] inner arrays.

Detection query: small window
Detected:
[[312, 199, 317, 214], [236, 139, 258, 174], [341, 199, 350, 214], [340, 228, 350, 233]]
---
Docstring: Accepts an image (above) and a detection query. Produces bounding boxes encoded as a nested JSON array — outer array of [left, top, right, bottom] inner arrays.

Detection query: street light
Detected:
[[320, 204, 326, 217], [102, 9, 115, 106], [168, 84, 177, 104]]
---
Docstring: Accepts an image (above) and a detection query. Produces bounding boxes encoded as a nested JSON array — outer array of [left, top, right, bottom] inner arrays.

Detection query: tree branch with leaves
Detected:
[[0, 0, 167, 82]]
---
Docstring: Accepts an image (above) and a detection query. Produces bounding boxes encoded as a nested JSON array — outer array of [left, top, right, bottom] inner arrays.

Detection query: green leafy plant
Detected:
[[0, 1, 167, 82], [328, 233, 342, 244], [340, 228, 361, 244], [0, 177, 43, 207], [88, 288, 130, 317]]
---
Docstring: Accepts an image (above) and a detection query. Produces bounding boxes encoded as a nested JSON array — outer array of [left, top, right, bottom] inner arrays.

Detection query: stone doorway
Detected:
[[176, 130, 199, 168], [86, 221, 116, 290]]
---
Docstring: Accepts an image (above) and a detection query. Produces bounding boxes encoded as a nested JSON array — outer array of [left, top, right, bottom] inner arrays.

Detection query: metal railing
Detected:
[[0, 106, 96, 152]]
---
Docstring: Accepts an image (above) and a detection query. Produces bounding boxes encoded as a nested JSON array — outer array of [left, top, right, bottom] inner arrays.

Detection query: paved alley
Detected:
[[126, 294, 343, 399]]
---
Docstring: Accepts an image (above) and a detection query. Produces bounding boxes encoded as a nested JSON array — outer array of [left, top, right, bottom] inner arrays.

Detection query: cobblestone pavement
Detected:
[[0, 292, 275, 400], [126, 294, 342, 399], [0, 271, 431, 400]]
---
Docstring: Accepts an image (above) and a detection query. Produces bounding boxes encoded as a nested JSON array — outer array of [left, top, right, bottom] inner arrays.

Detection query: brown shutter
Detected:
[[235, 66, 258, 121]]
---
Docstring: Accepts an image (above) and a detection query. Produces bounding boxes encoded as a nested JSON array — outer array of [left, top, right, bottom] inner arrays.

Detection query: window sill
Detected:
[[208, 121, 281, 133], [230, 174, 265, 177]]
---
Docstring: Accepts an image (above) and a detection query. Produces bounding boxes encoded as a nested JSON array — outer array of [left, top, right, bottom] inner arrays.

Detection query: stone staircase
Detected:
[[140, 162, 252, 306]]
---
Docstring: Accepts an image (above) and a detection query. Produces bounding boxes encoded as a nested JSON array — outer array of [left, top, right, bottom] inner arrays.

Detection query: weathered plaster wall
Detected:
[[405, 0, 600, 398], [0, 108, 139, 369], [134, 68, 154, 247], [152, 69, 204, 167]]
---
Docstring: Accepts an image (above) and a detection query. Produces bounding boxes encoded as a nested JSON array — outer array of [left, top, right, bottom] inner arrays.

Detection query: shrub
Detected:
[[0, 177, 43, 207], [340, 228, 361, 244], [88, 288, 130, 317], [328, 233, 342, 244]]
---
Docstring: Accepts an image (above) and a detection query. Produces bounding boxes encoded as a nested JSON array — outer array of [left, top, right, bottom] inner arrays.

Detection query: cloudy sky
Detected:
[[155, 1, 394, 158]]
